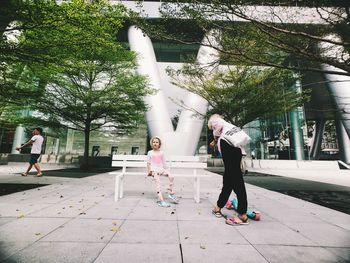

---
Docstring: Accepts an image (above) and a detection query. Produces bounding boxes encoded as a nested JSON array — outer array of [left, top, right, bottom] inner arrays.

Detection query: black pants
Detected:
[[217, 140, 247, 214]]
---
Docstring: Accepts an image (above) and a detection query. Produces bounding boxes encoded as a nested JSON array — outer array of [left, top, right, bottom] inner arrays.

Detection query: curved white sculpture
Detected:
[[128, 26, 173, 137], [319, 35, 350, 137], [175, 31, 220, 154], [128, 26, 220, 155]]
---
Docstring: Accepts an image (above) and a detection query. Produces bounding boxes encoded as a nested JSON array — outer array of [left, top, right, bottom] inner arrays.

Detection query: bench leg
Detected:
[[194, 176, 200, 203], [119, 174, 124, 199], [115, 175, 120, 202]]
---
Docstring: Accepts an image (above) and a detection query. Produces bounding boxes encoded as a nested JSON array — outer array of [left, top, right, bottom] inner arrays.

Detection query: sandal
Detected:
[[21, 173, 28, 177], [238, 214, 249, 225], [225, 217, 243, 226], [36, 173, 43, 177], [212, 208, 223, 218]]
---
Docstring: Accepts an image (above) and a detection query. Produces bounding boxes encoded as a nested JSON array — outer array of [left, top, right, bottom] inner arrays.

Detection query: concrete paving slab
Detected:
[[1, 164, 350, 262], [3, 241, 105, 263], [325, 247, 350, 262], [28, 202, 94, 218], [302, 207, 350, 231], [182, 244, 268, 263], [0, 217, 69, 259], [178, 220, 249, 245], [78, 204, 133, 219], [97, 196, 140, 207], [255, 245, 348, 263], [127, 203, 178, 221], [111, 220, 179, 244], [41, 218, 120, 243], [94, 243, 182, 263], [283, 222, 350, 247], [177, 205, 219, 221], [0, 203, 52, 217], [236, 221, 317, 246], [0, 217, 15, 227]]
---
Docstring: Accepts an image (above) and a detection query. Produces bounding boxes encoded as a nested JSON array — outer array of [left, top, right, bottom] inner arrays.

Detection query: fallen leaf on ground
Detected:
[[110, 227, 119, 232]]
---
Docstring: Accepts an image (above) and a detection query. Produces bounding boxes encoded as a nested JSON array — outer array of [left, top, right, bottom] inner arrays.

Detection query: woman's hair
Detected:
[[150, 136, 162, 147], [208, 114, 222, 129]]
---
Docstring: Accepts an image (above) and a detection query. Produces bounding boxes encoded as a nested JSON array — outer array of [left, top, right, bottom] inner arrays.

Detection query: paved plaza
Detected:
[[0, 163, 349, 262]]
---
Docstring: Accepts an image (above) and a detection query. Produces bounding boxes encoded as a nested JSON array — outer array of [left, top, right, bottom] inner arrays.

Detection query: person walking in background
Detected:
[[208, 114, 249, 225], [16, 127, 44, 177], [147, 136, 179, 207]]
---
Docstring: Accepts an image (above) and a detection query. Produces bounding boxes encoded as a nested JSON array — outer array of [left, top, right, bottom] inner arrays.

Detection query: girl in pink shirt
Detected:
[[147, 136, 178, 207]]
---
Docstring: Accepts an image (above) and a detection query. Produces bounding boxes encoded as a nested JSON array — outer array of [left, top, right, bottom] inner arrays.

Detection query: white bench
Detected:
[[110, 154, 209, 203]]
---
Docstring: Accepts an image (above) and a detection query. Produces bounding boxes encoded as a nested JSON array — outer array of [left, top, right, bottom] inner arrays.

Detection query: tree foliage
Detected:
[[0, 0, 150, 166], [139, 0, 350, 76], [169, 65, 309, 127]]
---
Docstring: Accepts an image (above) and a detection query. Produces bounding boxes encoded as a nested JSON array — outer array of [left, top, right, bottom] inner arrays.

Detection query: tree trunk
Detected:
[[82, 122, 91, 170]]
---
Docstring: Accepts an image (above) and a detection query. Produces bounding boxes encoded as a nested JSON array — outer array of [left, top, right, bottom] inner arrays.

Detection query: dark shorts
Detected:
[[29, 154, 41, 165]]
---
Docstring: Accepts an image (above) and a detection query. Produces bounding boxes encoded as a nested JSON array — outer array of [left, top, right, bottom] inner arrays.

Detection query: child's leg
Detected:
[[153, 172, 164, 201], [167, 173, 175, 194], [161, 170, 174, 193]]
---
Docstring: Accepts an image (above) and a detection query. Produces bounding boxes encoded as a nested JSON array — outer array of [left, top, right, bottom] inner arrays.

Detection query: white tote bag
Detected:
[[222, 121, 251, 147]]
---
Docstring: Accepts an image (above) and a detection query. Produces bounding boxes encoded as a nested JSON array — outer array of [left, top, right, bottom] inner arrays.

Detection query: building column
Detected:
[[290, 80, 305, 160], [309, 119, 326, 159], [335, 118, 350, 163], [11, 125, 25, 154], [65, 129, 75, 154]]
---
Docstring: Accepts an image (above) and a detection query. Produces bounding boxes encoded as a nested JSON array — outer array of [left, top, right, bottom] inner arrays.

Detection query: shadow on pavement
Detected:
[[245, 172, 350, 215], [0, 183, 49, 196], [15, 167, 121, 179], [1, 167, 120, 196]]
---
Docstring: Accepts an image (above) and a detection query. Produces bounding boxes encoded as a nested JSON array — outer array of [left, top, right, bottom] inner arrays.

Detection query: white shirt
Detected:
[[30, 135, 44, 154]]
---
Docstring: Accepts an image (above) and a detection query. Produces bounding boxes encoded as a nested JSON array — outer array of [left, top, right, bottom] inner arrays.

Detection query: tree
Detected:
[[140, 0, 349, 76], [0, 0, 134, 103], [169, 64, 308, 127], [2, 0, 150, 168]]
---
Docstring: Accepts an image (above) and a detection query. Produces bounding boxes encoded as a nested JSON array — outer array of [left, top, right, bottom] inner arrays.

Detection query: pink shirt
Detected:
[[147, 150, 167, 172]]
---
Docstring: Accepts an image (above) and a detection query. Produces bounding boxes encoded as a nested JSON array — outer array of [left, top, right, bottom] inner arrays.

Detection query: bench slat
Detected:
[[170, 162, 207, 169], [112, 155, 147, 161], [111, 161, 147, 167]]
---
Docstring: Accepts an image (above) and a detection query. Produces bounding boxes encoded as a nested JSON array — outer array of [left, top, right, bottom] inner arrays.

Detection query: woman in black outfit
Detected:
[[208, 114, 248, 225]]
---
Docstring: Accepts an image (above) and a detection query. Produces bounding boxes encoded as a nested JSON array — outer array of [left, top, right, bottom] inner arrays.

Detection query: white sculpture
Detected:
[[128, 26, 220, 155]]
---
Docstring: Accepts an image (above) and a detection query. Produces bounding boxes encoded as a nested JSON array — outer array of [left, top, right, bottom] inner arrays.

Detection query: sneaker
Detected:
[[158, 201, 171, 207], [168, 194, 179, 204]]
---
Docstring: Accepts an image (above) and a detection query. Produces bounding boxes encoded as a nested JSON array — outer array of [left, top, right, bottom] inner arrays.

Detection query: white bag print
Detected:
[[222, 121, 251, 147]]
